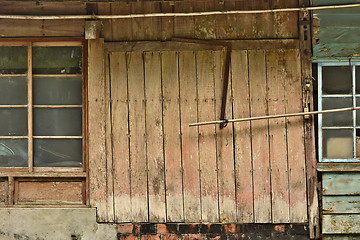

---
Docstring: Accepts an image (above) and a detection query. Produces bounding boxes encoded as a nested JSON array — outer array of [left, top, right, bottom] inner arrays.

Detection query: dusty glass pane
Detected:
[[355, 66, 360, 94], [0, 77, 27, 105], [34, 77, 82, 105], [34, 108, 82, 136], [356, 98, 360, 126], [34, 139, 82, 167], [323, 129, 353, 159], [0, 46, 27, 74], [33, 47, 82, 74], [322, 97, 353, 126], [0, 109, 27, 136], [322, 66, 352, 94], [0, 139, 27, 167]]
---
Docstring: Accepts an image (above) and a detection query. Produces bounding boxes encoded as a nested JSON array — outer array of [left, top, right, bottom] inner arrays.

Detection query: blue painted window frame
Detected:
[[318, 62, 360, 162]]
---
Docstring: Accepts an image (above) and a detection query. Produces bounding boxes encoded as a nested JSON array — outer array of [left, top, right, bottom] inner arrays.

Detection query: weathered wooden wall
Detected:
[[0, 0, 298, 41], [88, 39, 308, 223], [312, 0, 360, 61], [1, 0, 312, 227]]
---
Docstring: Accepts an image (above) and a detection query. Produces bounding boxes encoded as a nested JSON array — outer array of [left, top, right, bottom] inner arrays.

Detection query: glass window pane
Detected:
[[0, 77, 27, 105], [34, 77, 82, 105], [33, 47, 82, 74], [34, 108, 82, 136], [34, 139, 82, 167], [356, 97, 360, 126], [323, 129, 353, 159], [0, 109, 27, 136], [0, 139, 27, 167], [322, 66, 352, 94], [0, 46, 27, 74], [355, 66, 360, 94], [322, 97, 353, 126]]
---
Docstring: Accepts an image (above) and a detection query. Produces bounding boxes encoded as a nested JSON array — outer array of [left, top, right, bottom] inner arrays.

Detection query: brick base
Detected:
[[117, 223, 309, 240]]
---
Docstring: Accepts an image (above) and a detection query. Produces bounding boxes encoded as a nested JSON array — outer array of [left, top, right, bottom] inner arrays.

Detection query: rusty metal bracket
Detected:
[[172, 38, 232, 129]]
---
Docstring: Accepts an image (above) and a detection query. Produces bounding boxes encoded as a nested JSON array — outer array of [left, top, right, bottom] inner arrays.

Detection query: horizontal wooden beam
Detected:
[[318, 163, 360, 172], [104, 39, 299, 52]]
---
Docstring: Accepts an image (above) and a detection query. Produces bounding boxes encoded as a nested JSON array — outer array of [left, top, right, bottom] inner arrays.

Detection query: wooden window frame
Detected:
[[318, 62, 360, 163], [0, 38, 88, 175]]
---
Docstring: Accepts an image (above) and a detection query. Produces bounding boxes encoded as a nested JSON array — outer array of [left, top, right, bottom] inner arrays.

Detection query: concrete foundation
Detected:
[[0, 208, 117, 240]]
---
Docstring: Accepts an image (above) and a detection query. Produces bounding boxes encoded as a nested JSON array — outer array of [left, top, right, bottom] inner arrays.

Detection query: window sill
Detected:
[[318, 162, 360, 172]]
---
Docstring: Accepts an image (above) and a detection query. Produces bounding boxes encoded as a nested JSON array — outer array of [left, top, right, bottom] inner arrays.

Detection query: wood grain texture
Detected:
[[127, 51, 148, 222], [284, 49, 307, 223], [162, 51, 184, 222], [179, 51, 201, 223], [111, 2, 132, 41], [144, 51, 166, 222], [88, 39, 108, 222], [105, 50, 115, 222], [214, 50, 236, 223], [232, 50, 254, 223], [323, 173, 360, 195], [323, 196, 360, 214], [248, 50, 271, 223], [197, 50, 219, 223], [266, 49, 290, 223], [109, 52, 132, 222], [131, 2, 145, 41], [143, 2, 162, 41], [323, 214, 360, 234], [15, 181, 83, 205], [174, 1, 194, 39]]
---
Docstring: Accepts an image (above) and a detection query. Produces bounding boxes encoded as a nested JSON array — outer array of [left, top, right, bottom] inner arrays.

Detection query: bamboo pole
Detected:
[[189, 107, 360, 127], [0, 3, 359, 20]]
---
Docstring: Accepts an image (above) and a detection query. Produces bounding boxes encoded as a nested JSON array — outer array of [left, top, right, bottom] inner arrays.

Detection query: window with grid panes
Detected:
[[318, 63, 360, 162], [0, 40, 85, 170]]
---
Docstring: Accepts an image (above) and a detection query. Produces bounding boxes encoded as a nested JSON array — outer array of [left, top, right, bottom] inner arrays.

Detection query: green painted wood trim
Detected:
[[323, 196, 360, 214], [322, 172, 360, 195], [323, 214, 360, 234]]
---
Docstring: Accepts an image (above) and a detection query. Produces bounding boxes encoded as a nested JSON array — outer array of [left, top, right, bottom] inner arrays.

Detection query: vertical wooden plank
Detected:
[[144, 52, 166, 222], [179, 51, 201, 222], [215, 0, 236, 40], [160, 2, 174, 41], [128, 51, 148, 222], [162, 51, 184, 222], [214, 50, 236, 223], [266, 49, 290, 223], [97, 3, 112, 41], [232, 50, 254, 223], [112, 2, 132, 41], [284, 49, 308, 223], [110, 52, 132, 222], [105, 50, 114, 222], [131, 2, 145, 41], [174, 1, 195, 38], [88, 39, 107, 221], [197, 50, 219, 223], [299, 0, 319, 236], [248, 50, 271, 223], [194, 1, 216, 39], [143, 2, 162, 40]]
